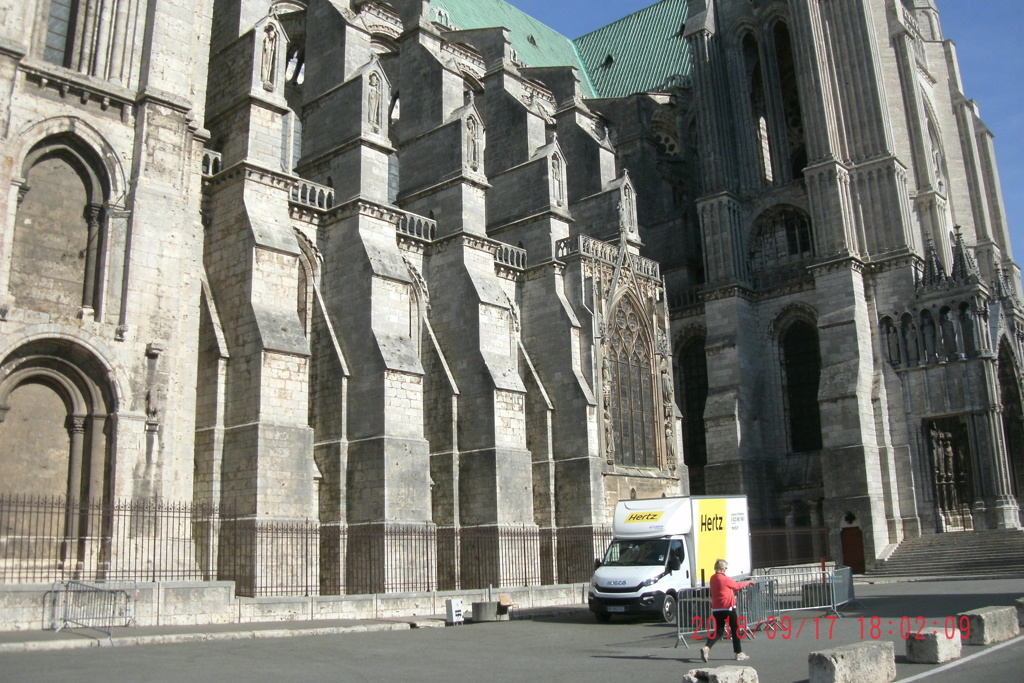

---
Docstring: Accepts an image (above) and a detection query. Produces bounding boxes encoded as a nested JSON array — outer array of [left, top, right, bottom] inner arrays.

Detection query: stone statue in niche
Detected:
[[922, 314, 937, 362], [552, 155, 564, 206], [261, 26, 278, 90], [467, 117, 481, 171], [904, 320, 919, 365], [940, 312, 959, 360], [368, 73, 382, 132], [885, 319, 901, 366], [621, 185, 634, 229]]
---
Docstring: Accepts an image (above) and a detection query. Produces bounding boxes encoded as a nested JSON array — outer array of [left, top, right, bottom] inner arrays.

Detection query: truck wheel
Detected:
[[661, 594, 677, 623], [595, 613, 612, 623]]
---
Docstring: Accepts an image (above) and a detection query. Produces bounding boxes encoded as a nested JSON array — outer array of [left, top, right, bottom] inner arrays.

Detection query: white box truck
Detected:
[[588, 495, 751, 622]]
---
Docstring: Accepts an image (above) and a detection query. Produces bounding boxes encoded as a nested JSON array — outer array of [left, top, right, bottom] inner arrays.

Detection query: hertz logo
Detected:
[[700, 514, 724, 532], [625, 512, 664, 523]]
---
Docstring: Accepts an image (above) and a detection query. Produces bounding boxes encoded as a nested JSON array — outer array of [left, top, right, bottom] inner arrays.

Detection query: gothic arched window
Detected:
[[607, 297, 658, 468], [44, 0, 76, 67], [677, 336, 708, 494], [742, 33, 771, 185], [781, 319, 822, 453], [772, 22, 806, 180]]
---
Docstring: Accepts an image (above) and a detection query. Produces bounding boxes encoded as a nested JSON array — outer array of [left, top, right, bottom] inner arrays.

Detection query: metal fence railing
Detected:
[[3, 494, 834, 600], [49, 580, 136, 641], [1, 495, 617, 597], [750, 527, 829, 568], [752, 565, 859, 616]]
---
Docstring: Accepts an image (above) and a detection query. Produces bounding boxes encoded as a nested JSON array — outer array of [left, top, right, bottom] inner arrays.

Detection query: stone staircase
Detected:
[[866, 529, 1024, 580]]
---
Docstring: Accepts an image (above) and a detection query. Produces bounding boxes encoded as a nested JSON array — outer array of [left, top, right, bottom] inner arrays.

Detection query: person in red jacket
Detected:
[[701, 559, 753, 662]]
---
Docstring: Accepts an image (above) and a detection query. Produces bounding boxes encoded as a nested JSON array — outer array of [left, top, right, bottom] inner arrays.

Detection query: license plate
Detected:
[[607, 606, 626, 613]]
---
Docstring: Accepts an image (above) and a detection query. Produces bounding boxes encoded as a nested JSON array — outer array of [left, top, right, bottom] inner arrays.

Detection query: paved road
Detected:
[[1, 579, 1021, 683]]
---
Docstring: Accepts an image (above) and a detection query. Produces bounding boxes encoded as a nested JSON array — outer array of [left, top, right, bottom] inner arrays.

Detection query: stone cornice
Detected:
[[0, 38, 26, 59], [20, 61, 136, 124], [295, 133, 395, 171], [205, 162, 295, 193], [396, 172, 491, 204], [809, 253, 868, 276], [325, 197, 405, 226]]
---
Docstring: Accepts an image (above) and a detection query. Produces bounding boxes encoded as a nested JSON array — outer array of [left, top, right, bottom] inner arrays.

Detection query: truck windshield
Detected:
[[601, 539, 670, 567]]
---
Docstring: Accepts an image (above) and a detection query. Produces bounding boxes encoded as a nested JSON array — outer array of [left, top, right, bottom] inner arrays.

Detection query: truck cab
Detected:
[[589, 534, 692, 622]]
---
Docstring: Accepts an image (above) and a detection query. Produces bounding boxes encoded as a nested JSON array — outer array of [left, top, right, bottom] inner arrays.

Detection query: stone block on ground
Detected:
[[808, 641, 895, 683], [905, 628, 961, 664], [1015, 598, 1023, 627], [958, 606, 1019, 645], [681, 665, 758, 683]]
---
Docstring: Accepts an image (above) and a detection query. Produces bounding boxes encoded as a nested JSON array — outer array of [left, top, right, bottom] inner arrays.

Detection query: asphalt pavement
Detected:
[[0, 577, 1021, 683]]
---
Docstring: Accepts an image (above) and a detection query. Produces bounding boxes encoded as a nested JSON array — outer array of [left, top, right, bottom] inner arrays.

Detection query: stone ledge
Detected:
[[808, 640, 895, 683], [904, 628, 961, 664], [958, 606, 1020, 645]]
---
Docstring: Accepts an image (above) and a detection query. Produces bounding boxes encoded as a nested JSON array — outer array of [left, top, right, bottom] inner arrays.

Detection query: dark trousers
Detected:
[[706, 609, 742, 653]]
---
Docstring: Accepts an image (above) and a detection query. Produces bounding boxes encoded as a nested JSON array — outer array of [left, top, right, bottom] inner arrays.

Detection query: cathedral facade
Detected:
[[0, 0, 1020, 593]]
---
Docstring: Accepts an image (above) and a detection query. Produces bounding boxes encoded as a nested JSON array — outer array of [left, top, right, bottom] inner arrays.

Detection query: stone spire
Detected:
[[949, 226, 980, 285], [921, 234, 947, 289]]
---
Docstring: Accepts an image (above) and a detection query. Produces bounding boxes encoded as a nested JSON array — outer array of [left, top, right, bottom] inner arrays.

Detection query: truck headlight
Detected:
[[639, 572, 665, 588]]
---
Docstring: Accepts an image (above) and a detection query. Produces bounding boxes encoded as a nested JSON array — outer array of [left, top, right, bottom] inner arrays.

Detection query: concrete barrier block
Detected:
[[682, 665, 758, 683], [1015, 598, 1023, 627], [808, 641, 895, 683], [958, 606, 1019, 645], [905, 628, 961, 664]]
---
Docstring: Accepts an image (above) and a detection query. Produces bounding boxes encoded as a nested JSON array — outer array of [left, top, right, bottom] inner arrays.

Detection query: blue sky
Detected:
[[507, 0, 1024, 263]]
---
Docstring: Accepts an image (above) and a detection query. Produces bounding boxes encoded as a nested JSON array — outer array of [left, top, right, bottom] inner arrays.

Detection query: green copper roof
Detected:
[[430, 0, 692, 100], [574, 0, 692, 99], [431, 0, 597, 96]]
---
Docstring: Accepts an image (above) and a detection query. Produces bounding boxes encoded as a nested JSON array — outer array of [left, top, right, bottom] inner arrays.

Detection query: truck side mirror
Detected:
[[594, 558, 602, 570], [668, 557, 681, 572]]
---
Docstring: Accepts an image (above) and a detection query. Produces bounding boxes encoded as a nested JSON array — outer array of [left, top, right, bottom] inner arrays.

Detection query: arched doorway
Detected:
[[840, 513, 865, 573], [998, 343, 1024, 518]]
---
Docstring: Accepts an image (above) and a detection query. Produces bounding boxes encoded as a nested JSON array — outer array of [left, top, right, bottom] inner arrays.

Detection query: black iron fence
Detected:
[[1, 495, 829, 596], [751, 526, 830, 568]]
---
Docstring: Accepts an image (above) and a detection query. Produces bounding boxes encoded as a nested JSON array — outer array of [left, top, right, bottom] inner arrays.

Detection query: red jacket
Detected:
[[710, 572, 751, 610]]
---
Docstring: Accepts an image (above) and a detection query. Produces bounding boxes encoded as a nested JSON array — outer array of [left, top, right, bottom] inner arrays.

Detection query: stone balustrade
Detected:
[[396, 212, 437, 241], [290, 180, 334, 210], [202, 150, 222, 177], [494, 243, 527, 270], [554, 235, 659, 279]]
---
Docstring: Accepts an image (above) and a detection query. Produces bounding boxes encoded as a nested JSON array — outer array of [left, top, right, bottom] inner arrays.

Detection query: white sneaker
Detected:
[[700, 646, 709, 662], [735, 652, 750, 661]]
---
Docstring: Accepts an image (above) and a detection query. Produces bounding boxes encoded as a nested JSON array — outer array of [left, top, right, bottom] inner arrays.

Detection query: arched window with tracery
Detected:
[[607, 296, 658, 468]]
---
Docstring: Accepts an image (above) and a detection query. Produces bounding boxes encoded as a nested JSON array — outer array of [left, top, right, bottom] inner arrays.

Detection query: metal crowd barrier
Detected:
[[674, 580, 779, 649], [674, 566, 860, 647], [758, 565, 858, 616], [50, 580, 136, 641]]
